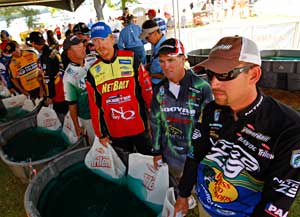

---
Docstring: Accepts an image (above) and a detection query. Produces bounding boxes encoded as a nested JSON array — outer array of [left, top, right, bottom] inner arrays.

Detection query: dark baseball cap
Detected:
[[26, 31, 45, 45], [63, 35, 82, 51], [158, 38, 185, 57], [73, 22, 90, 35]]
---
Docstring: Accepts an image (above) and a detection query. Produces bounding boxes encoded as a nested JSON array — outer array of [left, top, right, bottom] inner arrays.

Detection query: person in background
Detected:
[[118, 15, 146, 64], [54, 25, 62, 40], [46, 30, 59, 50], [63, 35, 97, 145], [174, 36, 300, 217], [146, 9, 167, 35], [26, 32, 67, 117], [150, 38, 213, 209], [181, 9, 187, 28], [0, 30, 10, 52], [86, 22, 153, 154], [140, 20, 166, 85], [87, 18, 94, 29], [73, 22, 95, 55], [8, 41, 44, 99]]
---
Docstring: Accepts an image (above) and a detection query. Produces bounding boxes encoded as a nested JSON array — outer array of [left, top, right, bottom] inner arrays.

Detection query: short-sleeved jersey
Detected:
[[9, 50, 40, 92], [63, 55, 97, 119]]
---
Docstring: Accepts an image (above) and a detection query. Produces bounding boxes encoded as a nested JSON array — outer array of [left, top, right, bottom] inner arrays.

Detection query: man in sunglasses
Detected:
[[174, 36, 300, 217]]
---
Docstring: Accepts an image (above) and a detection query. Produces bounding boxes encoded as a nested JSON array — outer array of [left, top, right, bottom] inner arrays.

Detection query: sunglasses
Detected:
[[206, 65, 253, 81]]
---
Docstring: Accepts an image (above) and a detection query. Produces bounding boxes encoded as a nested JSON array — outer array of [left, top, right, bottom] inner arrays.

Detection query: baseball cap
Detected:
[[63, 35, 82, 51], [4, 41, 16, 54], [140, 20, 159, 40], [146, 9, 156, 17], [158, 38, 185, 57], [90, 22, 112, 40], [26, 31, 45, 45], [73, 22, 90, 35], [198, 36, 261, 73]]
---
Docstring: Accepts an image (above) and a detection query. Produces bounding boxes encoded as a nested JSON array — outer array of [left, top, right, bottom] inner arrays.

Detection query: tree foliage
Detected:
[[0, 6, 39, 29]]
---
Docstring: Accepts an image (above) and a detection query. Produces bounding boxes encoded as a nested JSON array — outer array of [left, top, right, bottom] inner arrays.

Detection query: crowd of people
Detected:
[[1, 4, 300, 217]]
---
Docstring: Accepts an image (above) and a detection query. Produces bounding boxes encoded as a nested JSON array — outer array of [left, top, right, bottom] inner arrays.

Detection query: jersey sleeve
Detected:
[[251, 126, 300, 217], [150, 87, 162, 155], [137, 63, 152, 110], [85, 69, 108, 138]]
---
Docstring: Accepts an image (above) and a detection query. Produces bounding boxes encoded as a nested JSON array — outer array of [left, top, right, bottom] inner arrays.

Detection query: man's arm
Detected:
[[251, 126, 300, 217]]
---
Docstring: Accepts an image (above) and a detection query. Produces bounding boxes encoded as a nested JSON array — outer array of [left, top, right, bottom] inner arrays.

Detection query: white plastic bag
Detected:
[[84, 137, 126, 185], [161, 187, 177, 217], [2, 94, 26, 109], [61, 111, 81, 144], [21, 97, 35, 112], [37, 106, 61, 130], [127, 153, 169, 213]]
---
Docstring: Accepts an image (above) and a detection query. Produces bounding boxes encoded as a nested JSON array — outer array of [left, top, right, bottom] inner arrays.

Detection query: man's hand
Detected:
[[174, 196, 189, 217], [153, 155, 163, 170], [75, 126, 84, 137], [99, 136, 111, 148]]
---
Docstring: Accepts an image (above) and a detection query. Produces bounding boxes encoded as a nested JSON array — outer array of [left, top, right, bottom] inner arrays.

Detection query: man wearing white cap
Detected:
[[174, 36, 300, 217], [86, 22, 153, 154]]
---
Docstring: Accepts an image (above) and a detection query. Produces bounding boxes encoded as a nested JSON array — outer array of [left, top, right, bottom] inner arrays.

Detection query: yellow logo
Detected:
[[101, 80, 129, 93], [208, 168, 238, 203]]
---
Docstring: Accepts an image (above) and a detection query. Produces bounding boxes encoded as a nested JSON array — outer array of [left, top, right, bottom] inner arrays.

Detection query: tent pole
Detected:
[[172, 0, 176, 38], [176, 0, 180, 41]]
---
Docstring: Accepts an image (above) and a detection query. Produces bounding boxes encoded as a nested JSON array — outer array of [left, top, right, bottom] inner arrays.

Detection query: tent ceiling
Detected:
[[0, 0, 84, 12]]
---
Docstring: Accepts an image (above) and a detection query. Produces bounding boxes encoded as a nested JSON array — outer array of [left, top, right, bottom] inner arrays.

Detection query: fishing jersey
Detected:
[[86, 48, 152, 138], [63, 54, 97, 119], [151, 69, 213, 177], [9, 50, 40, 92], [179, 91, 300, 217], [39, 45, 64, 102]]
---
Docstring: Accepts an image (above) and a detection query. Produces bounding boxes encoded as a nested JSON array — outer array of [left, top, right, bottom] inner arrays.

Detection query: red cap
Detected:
[[146, 9, 156, 17]]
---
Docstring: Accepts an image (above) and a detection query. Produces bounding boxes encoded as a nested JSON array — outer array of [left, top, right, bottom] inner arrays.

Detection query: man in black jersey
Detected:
[[174, 36, 300, 217]]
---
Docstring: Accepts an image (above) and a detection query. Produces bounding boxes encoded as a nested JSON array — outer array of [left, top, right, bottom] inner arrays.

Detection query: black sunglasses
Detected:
[[206, 65, 253, 81]]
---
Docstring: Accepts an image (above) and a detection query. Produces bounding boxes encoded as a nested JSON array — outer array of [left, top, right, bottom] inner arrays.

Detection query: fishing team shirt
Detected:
[[86, 49, 152, 138], [63, 54, 97, 119], [179, 91, 300, 217], [9, 50, 40, 92], [151, 70, 213, 178]]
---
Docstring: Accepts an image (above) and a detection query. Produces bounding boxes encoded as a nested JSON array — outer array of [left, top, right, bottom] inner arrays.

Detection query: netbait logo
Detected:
[[161, 107, 196, 116], [101, 80, 129, 93]]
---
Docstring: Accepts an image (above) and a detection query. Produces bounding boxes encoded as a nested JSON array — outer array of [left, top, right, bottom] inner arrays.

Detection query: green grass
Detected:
[[0, 160, 27, 217]]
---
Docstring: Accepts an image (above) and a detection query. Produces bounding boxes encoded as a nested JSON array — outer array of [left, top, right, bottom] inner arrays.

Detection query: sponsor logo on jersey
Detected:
[[192, 128, 201, 140], [79, 78, 86, 89], [95, 65, 101, 73], [214, 110, 221, 122], [258, 148, 274, 159], [290, 149, 300, 168], [19, 62, 38, 75], [90, 156, 112, 168], [273, 177, 300, 198], [206, 138, 260, 178], [101, 80, 129, 93], [120, 66, 131, 70], [237, 136, 257, 152], [110, 107, 135, 120], [241, 125, 271, 142], [119, 59, 131, 64], [161, 107, 196, 116], [121, 71, 132, 76], [244, 95, 263, 116], [265, 203, 288, 217], [188, 87, 201, 94], [106, 95, 131, 104]]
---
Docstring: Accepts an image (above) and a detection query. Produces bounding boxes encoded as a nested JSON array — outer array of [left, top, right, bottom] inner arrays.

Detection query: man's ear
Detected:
[[249, 65, 261, 85]]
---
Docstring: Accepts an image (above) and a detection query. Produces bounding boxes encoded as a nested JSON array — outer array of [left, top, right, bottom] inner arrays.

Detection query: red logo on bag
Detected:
[[143, 173, 155, 191], [96, 147, 105, 154], [91, 156, 112, 168]]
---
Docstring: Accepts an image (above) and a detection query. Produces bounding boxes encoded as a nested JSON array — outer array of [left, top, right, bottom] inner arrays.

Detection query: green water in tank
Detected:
[[37, 162, 157, 217], [3, 127, 70, 162], [0, 107, 28, 123], [263, 56, 300, 60]]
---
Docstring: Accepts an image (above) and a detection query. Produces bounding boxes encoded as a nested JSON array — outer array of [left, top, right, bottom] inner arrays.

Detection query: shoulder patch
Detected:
[[291, 150, 300, 168]]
